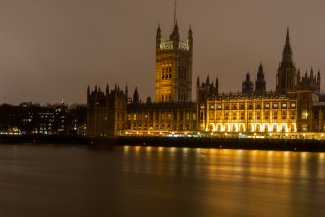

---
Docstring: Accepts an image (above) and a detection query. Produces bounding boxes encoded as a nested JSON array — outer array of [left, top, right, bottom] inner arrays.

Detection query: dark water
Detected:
[[0, 145, 324, 217]]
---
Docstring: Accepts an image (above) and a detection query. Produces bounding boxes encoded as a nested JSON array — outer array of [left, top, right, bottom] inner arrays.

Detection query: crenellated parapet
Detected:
[[297, 68, 321, 93], [155, 22, 193, 103], [87, 84, 128, 137], [196, 75, 219, 105]]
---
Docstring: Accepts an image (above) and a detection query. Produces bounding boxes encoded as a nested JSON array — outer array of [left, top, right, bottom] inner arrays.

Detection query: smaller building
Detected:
[[0, 102, 86, 135], [87, 85, 128, 137]]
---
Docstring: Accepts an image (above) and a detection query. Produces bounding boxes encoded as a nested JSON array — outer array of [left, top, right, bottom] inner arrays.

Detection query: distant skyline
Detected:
[[0, 0, 324, 105]]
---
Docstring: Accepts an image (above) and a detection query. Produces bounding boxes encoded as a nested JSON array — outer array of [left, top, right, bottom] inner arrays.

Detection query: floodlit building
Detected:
[[155, 20, 193, 103], [86, 20, 325, 137], [200, 93, 297, 134]]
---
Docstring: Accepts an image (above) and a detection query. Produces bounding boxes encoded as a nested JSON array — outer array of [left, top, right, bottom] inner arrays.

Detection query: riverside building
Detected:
[[87, 21, 324, 139]]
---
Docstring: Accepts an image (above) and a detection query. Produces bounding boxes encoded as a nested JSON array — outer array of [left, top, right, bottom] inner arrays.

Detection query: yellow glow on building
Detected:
[[201, 94, 297, 134]]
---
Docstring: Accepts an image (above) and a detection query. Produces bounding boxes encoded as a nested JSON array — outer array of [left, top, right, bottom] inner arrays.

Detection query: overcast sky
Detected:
[[0, 0, 324, 105]]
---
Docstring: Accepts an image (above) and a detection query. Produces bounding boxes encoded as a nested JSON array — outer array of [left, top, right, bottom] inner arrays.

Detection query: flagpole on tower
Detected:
[[174, 1, 177, 25]]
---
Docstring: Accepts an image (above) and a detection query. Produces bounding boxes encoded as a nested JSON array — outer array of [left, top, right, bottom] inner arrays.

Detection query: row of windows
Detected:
[[129, 113, 196, 121], [178, 94, 187, 102], [131, 123, 195, 130], [162, 66, 172, 79], [161, 94, 172, 102], [161, 65, 188, 80], [208, 111, 296, 120], [209, 102, 296, 110]]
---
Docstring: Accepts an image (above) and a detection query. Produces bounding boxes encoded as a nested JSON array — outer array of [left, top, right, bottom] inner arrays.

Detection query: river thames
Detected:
[[0, 144, 324, 217]]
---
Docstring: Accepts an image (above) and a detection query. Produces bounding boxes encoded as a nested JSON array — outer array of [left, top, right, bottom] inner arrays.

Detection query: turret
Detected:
[[242, 72, 254, 94], [257, 63, 264, 79], [215, 77, 219, 94], [125, 84, 128, 100], [197, 76, 200, 87], [188, 26, 193, 52], [255, 63, 266, 94], [106, 83, 109, 95], [170, 22, 179, 48], [317, 70, 321, 86], [246, 72, 250, 81], [156, 24, 161, 50], [276, 28, 297, 93], [282, 28, 293, 64], [133, 87, 139, 104]]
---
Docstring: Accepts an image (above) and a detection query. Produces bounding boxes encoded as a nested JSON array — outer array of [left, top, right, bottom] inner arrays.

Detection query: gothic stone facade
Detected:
[[155, 23, 193, 103], [87, 25, 324, 137], [87, 85, 128, 137]]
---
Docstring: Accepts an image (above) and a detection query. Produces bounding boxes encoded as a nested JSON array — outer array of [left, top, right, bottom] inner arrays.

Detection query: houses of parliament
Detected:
[[87, 19, 325, 139]]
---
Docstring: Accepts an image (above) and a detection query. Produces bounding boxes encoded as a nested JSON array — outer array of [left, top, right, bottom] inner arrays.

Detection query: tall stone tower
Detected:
[[276, 28, 297, 93], [155, 20, 193, 103]]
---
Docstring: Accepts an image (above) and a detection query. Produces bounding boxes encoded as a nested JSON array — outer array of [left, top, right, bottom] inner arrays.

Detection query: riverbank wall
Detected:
[[1, 135, 325, 152]]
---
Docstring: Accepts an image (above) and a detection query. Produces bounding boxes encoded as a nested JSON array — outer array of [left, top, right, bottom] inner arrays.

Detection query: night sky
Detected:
[[0, 0, 324, 105]]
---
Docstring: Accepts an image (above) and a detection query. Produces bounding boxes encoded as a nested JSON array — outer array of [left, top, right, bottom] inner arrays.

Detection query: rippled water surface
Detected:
[[0, 144, 324, 217]]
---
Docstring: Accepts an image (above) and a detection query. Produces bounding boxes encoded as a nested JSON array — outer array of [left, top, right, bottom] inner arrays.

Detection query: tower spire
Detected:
[[282, 27, 293, 64], [174, 1, 176, 26]]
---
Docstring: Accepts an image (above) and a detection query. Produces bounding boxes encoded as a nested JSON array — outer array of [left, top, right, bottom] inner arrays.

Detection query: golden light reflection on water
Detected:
[[123, 145, 129, 153], [319, 153, 325, 179], [3, 145, 325, 217], [121, 146, 325, 181], [119, 146, 325, 216], [135, 146, 141, 153]]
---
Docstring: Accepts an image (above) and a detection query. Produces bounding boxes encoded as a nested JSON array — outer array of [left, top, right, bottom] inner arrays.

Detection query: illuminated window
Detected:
[[265, 103, 270, 109], [217, 105, 222, 110], [273, 103, 278, 108], [291, 103, 296, 108], [232, 112, 237, 120], [273, 111, 278, 119], [301, 110, 308, 119], [282, 103, 287, 108], [282, 111, 287, 119], [162, 65, 172, 79], [240, 112, 245, 120]]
